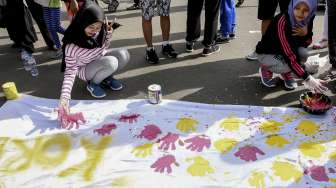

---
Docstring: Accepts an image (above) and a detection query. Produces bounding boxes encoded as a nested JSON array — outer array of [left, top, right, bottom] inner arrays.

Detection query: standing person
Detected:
[[141, 0, 178, 64], [256, 0, 327, 93], [327, 0, 336, 67], [58, 0, 129, 118], [35, 0, 65, 58], [20, 0, 55, 50], [312, 2, 328, 49], [5, 0, 39, 76], [185, 0, 221, 56], [216, 0, 236, 44], [246, 0, 291, 60], [126, 0, 140, 10]]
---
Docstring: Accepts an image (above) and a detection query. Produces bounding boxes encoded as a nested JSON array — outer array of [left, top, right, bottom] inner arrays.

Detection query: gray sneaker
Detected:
[[246, 51, 258, 61]]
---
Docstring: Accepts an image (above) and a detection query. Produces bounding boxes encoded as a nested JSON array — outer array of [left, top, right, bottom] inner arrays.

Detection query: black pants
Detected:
[[26, 0, 55, 49], [185, 0, 221, 47], [328, 0, 336, 65], [134, 0, 139, 5], [6, 0, 37, 53]]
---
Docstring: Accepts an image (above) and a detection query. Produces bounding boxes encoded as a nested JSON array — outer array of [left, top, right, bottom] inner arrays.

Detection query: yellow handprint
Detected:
[[214, 138, 237, 154], [132, 143, 153, 158], [248, 171, 266, 188], [186, 156, 215, 177], [220, 115, 245, 131], [176, 118, 198, 133]]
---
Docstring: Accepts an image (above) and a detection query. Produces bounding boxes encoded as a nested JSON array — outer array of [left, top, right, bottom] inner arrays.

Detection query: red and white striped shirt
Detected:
[[60, 43, 107, 100]]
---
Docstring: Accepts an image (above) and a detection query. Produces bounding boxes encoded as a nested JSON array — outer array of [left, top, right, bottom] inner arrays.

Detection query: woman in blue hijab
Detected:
[[255, 0, 329, 94]]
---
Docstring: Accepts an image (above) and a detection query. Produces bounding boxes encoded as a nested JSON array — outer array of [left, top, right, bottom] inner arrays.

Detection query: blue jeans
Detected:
[[219, 0, 236, 37]]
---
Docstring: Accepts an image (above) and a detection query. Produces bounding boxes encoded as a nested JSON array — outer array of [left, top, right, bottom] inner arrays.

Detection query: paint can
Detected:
[[148, 84, 162, 104], [2, 82, 19, 100]]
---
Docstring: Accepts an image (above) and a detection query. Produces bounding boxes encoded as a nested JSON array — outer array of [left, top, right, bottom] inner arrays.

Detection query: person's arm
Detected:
[[69, 0, 79, 15], [60, 44, 79, 106], [277, 15, 309, 79]]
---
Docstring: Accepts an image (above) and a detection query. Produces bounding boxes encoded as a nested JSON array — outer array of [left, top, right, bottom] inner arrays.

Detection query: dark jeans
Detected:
[[328, 0, 336, 65], [26, 0, 55, 49], [185, 0, 221, 47]]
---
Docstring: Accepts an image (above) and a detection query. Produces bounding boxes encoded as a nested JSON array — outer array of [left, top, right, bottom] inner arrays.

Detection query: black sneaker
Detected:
[[229, 33, 236, 39], [186, 41, 195, 53], [145, 48, 159, 64], [216, 33, 230, 44], [126, 4, 140, 10], [202, 44, 220, 56], [162, 44, 178, 58]]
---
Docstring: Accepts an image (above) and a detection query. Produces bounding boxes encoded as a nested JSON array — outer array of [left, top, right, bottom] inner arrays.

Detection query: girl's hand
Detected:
[[105, 17, 114, 33], [292, 26, 308, 37], [57, 99, 70, 128]]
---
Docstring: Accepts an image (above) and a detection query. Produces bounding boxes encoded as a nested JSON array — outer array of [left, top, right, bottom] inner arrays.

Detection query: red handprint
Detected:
[[57, 107, 86, 130], [184, 135, 211, 152], [119, 114, 140, 123], [93, 123, 117, 136], [304, 165, 329, 182], [150, 155, 179, 174], [137, 124, 162, 141], [234, 145, 265, 162], [157, 132, 181, 151]]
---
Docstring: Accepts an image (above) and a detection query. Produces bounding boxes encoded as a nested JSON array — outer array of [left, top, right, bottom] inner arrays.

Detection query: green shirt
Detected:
[[49, 0, 61, 8]]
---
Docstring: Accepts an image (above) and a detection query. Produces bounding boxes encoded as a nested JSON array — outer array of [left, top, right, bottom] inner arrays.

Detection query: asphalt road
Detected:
[[0, 0, 333, 108]]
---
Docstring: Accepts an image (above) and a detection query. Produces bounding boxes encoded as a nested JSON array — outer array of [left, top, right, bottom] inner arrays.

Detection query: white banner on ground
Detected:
[[0, 95, 335, 188]]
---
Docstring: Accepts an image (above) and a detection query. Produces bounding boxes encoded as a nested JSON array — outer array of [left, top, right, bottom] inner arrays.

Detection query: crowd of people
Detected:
[[0, 0, 335, 124]]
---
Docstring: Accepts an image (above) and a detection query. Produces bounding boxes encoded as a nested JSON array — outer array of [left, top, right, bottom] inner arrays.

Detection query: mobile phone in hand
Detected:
[[112, 22, 122, 29]]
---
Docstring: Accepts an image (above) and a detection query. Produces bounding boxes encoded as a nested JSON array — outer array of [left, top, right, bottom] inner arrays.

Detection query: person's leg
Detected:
[[202, 0, 220, 47], [142, 0, 155, 47], [44, 8, 63, 50], [84, 56, 119, 98], [328, 0, 336, 66], [105, 48, 130, 73], [26, 0, 55, 49], [313, 6, 328, 49], [186, 0, 203, 43], [217, 0, 232, 43], [158, 0, 177, 58], [230, 0, 236, 37], [258, 0, 277, 35], [141, 0, 159, 63], [246, 0, 277, 60]]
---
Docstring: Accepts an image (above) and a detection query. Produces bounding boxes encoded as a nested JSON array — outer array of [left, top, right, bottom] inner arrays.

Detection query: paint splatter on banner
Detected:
[[0, 95, 336, 187]]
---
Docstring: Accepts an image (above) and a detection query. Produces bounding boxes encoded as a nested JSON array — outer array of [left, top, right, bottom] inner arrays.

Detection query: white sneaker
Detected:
[[246, 51, 258, 61]]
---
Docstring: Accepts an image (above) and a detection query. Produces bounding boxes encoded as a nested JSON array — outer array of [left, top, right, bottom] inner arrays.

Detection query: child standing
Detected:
[[256, 0, 328, 93], [58, 0, 129, 119], [35, 0, 65, 58]]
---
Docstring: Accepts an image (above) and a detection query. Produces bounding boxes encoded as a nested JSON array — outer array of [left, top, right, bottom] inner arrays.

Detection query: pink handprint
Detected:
[[150, 155, 179, 174], [157, 132, 181, 151], [304, 165, 329, 182], [184, 135, 211, 152], [234, 145, 265, 162], [57, 107, 86, 130], [119, 114, 140, 123], [137, 124, 162, 141], [93, 123, 117, 136]]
